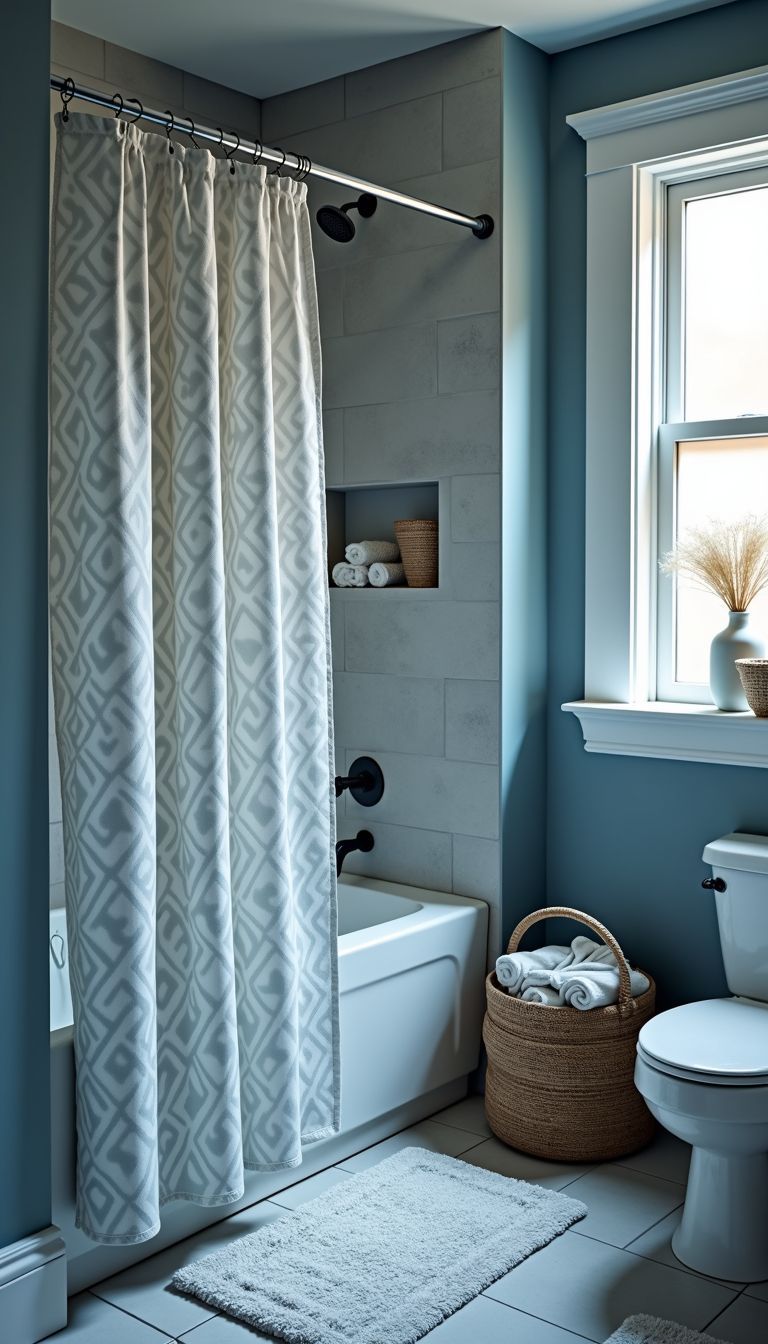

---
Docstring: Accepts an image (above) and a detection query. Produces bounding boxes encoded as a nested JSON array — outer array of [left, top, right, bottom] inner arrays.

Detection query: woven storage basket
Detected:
[[484, 906, 656, 1162], [394, 519, 438, 588], [736, 659, 768, 717]]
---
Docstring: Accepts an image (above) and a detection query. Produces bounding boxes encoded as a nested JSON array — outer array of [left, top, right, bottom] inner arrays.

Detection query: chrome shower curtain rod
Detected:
[[50, 74, 494, 239]]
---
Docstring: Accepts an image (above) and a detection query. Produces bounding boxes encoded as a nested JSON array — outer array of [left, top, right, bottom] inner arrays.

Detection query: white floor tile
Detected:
[[56, 1292, 172, 1342], [423, 1296, 589, 1341], [484, 1228, 738, 1341], [460, 1137, 593, 1190], [628, 1208, 746, 1288], [706, 1293, 768, 1343], [177, 1311, 275, 1341], [337, 1119, 484, 1172], [566, 1163, 685, 1247], [430, 1095, 492, 1138], [614, 1130, 691, 1185], [91, 1200, 285, 1336], [270, 1165, 352, 1209]]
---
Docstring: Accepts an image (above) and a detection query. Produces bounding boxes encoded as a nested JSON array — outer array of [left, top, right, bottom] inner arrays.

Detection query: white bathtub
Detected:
[[51, 873, 488, 1292]]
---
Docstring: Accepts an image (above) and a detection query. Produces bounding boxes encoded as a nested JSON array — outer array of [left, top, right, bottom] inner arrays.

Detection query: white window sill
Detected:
[[562, 700, 768, 768]]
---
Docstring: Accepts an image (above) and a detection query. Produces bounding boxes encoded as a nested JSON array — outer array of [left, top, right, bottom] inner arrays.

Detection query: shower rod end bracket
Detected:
[[472, 214, 494, 240]]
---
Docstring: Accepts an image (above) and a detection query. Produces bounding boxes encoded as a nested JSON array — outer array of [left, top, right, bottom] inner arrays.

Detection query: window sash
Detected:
[[656, 417, 768, 703], [665, 165, 768, 424]]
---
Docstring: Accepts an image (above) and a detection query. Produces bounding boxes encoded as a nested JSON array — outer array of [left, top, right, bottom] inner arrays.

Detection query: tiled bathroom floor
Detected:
[[53, 1096, 768, 1344]]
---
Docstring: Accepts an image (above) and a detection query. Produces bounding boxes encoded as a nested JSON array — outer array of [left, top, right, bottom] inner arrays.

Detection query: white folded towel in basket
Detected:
[[369, 562, 405, 587], [550, 964, 650, 1010], [497, 936, 649, 1010], [332, 562, 368, 588], [345, 540, 400, 565], [520, 984, 561, 1006], [495, 945, 570, 994]]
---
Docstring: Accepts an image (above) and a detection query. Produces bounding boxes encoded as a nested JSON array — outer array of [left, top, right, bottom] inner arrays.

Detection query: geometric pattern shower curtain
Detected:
[[49, 113, 338, 1246]]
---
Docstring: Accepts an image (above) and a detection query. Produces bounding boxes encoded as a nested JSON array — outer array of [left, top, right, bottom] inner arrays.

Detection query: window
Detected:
[[658, 171, 768, 702], [563, 64, 768, 765]]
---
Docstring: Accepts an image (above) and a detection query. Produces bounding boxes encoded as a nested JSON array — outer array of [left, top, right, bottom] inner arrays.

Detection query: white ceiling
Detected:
[[53, 0, 736, 99]]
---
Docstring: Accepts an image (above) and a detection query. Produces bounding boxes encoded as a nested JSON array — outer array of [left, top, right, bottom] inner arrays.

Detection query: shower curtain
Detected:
[[49, 113, 338, 1245]]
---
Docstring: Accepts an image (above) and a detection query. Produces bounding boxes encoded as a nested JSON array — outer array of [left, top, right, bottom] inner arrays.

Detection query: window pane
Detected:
[[674, 436, 768, 684], [684, 187, 768, 419]]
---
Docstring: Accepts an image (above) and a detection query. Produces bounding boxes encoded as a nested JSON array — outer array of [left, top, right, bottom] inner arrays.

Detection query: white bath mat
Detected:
[[173, 1146, 586, 1344], [606, 1316, 727, 1343]]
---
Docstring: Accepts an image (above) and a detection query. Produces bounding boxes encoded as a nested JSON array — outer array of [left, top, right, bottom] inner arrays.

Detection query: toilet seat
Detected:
[[638, 997, 768, 1086]]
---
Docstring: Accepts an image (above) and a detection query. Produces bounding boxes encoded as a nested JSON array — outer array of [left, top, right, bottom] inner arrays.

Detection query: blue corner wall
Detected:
[[547, 0, 768, 1008], [500, 30, 550, 941], [0, 4, 51, 1247]]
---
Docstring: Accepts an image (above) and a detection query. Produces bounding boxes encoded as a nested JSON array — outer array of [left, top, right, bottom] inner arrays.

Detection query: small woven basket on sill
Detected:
[[484, 906, 656, 1162], [736, 659, 768, 717], [394, 519, 438, 588]]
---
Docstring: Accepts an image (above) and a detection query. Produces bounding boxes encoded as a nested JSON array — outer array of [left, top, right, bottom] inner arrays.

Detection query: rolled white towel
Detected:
[[568, 935, 615, 967], [345, 540, 400, 565], [332, 562, 369, 588], [369, 562, 405, 588], [495, 945, 570, 994], [551, 964, 650, 1011], [520, 984, 561, 1006]]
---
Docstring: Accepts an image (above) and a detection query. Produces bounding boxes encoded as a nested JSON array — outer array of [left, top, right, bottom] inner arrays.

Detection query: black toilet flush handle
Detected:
[[702, 877, 727, 892]]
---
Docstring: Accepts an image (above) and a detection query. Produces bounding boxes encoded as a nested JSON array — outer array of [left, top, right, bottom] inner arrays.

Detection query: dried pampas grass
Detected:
[[660, 515, 768, 612]]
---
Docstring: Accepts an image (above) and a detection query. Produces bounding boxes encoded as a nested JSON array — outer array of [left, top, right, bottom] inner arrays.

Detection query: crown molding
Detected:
[[567, 64, 768, 142]]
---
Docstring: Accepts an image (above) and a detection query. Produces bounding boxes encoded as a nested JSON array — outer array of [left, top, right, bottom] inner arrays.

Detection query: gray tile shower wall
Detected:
[[51, 22, 261, 136], [261, 32, 505, 949]]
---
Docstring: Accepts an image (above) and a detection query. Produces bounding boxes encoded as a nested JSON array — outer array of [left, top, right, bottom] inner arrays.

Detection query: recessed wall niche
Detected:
[[326, 481, 440, 591]]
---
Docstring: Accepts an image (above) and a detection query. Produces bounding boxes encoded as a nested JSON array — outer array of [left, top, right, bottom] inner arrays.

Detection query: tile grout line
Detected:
[[478, 1296, 603, 1343], [702, 1282, 752, 1332], [86, 1285, 218, 1338], [569, 1224, 750, 1299]]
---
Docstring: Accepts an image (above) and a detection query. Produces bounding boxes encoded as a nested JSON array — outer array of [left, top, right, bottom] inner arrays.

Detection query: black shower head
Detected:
[[316, 192, 377, 243]]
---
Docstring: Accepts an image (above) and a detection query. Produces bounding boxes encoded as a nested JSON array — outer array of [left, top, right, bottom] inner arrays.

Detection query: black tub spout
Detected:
[[336, 830, 374, 877]]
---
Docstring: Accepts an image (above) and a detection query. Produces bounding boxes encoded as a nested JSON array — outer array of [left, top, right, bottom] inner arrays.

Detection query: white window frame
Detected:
[[657, 167, 768, 704], [562, 64, 768, 767]]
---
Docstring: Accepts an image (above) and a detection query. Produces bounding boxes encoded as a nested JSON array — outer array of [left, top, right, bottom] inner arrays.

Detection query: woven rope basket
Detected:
[[394, 519, 438, 588], [736, 659, 768, 717], [484, 907, 656, 1162]]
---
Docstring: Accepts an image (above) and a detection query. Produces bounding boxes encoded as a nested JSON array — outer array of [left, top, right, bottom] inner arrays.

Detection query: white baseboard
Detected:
[[0, 1226, 67, 1343]]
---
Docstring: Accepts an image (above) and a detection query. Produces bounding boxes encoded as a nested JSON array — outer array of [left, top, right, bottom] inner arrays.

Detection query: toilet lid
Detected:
[[639, 998, 768, 1079]]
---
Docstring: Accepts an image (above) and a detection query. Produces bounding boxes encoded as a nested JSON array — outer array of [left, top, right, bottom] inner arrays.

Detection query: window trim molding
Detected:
[[563, 700, 768, 769], [565, 65, 768, 766]]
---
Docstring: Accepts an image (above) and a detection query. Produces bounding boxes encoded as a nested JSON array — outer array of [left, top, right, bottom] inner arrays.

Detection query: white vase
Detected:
[[710, 611, 767, 711]]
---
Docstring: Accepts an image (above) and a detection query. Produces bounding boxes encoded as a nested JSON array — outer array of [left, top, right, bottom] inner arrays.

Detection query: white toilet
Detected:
[[634, 832, 768, 1283]]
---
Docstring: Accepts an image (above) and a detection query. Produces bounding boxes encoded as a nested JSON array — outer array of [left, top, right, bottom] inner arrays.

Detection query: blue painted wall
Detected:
[[0, 3, 51, 1247], [547, 0, 768, 1008], [500, 30, 550, 941]]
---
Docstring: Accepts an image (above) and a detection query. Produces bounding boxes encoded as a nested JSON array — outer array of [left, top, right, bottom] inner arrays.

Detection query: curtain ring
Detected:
[[165, 110, 176, 155], [125, 98, 143, 125], [252, 138, 264, 168], [60, 76, 75, 122], [181, 115, 199, 149], [299, 154, 312, 182], [224, 131, 240, 175], [112, 92, 124, 119], [270, 147, 287, 177]]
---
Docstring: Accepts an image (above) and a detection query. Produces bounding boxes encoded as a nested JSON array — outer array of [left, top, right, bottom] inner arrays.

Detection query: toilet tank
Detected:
[[703, 833, 768, 1001]]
